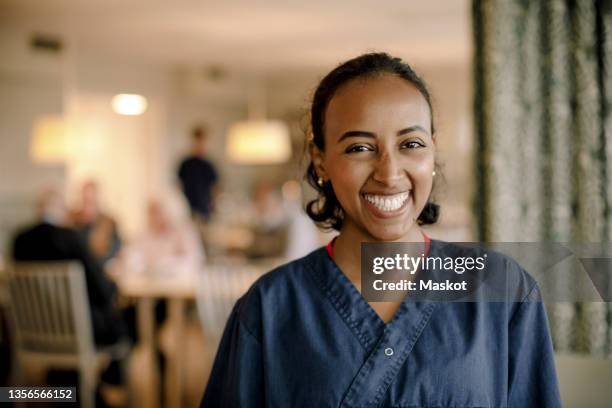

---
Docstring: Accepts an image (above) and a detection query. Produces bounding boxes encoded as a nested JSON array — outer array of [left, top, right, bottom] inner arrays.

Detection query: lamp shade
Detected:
[[30, 115, 71, 163], [226, 120, 291, 164]]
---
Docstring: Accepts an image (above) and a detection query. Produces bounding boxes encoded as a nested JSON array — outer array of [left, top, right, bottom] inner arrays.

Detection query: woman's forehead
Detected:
[[324, 75, 431, 134]]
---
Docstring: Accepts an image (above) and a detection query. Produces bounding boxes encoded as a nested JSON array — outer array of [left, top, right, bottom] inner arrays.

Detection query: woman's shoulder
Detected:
[[253, 246, 328, 290], [430, 239, 539, 302], [232, 247, 328, 331]]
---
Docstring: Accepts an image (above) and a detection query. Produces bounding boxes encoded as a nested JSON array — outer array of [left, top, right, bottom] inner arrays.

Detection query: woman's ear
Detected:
[[310, 144, 327, 180]]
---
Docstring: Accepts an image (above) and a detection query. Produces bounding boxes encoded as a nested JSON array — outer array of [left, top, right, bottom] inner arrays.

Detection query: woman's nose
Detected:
[[372, 152, 404, 185]]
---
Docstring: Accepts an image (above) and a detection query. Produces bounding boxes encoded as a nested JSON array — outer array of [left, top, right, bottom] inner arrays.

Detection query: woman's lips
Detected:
[[361, 191, 411, 219]]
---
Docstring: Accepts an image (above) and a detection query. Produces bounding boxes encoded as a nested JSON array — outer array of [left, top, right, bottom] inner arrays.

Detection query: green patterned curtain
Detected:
[[473, 0, 612, 356]]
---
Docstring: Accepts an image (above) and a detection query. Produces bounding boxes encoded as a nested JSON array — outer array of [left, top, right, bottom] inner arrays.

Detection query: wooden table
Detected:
[[115, 272, 197, 408], [112, 259, 280, 408]]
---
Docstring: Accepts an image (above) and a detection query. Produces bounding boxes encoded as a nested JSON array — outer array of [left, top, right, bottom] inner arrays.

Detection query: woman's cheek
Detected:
[[330, 168, 363, 207], [332, 173, 357, 202], [410, 158, 434, 201]]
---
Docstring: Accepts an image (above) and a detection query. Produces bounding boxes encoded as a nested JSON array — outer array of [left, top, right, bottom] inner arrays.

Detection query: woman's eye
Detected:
[[345, 144, 374, 153], [401, 140, 424, 149]]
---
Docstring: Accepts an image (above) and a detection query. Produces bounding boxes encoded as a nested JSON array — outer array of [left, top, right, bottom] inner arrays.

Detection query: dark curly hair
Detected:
[[305, 52, 440, 231]]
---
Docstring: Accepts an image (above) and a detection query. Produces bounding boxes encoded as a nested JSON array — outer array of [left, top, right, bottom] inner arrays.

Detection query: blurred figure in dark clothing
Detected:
[[12, 188, 132, 406], [12, 187, 127, 345], [177, 125, 219, 221], [71, 180, 122, 266]]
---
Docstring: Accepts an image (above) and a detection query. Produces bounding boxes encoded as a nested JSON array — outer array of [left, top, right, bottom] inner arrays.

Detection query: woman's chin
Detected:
[[358, 204, 420, 242], [365, 225, 412, 242]]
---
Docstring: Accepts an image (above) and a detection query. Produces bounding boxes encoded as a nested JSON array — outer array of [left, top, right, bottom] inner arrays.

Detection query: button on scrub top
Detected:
[[201, 240, 561, 408]]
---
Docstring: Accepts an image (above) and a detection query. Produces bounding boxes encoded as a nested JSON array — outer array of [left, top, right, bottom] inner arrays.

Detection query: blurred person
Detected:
[[115, 194, 202, 403], [71, 179, 122, 266], [252, 183, 285, 230], [177, 125, 219, 222], [201, 53, 560, 407], [121, 195, 204, 277], [12, 187, 126, 346], [12, 187, 131, 405], [245, 183, 288, 259], [281, 180, 324, 261]]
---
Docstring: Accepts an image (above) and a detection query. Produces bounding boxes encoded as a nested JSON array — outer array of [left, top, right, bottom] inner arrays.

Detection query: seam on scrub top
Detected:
[[372, 303, 438, 406], [304, 257, 372, 350], [238, 317, 262, 345], [508, 280, 538, 331], [341, 356, 376, 406], [323, 245, 384, 326], [324, 255, 383, 344]]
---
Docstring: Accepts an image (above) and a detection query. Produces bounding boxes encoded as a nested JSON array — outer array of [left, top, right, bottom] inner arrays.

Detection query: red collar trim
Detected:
[[424, 233, 431, 257], [326, 238, 335, 258], [326, 233, 431, 259]]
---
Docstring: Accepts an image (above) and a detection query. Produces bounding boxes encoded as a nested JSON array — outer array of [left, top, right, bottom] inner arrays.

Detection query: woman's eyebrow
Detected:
[[338, 130, 375, 141], [398, 125, 429, 136], [338, 126, 429, 142]]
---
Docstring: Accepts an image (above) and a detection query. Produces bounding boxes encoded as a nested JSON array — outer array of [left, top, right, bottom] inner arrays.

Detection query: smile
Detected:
[[362, 192, 410, 212]]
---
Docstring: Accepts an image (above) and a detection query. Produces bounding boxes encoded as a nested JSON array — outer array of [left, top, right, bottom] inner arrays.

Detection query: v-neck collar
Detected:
[[306, 240, 442, 352]]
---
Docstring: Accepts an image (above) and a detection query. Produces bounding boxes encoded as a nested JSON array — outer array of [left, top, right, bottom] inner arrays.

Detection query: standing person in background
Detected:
[[178, 125, 220, 253], [177, 125, 219, 222], [71, 180, 122, 267]]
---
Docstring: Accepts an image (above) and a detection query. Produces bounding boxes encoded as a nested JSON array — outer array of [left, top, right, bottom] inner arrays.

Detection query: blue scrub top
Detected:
[[201, 240, 561, 407]]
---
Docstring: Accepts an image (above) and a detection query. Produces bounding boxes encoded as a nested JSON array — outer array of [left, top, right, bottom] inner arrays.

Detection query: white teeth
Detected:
[[363, 192, 409, 212]]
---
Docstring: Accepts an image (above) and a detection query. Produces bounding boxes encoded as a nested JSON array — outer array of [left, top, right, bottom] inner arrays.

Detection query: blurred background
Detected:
[[0, 0, 610, 407]]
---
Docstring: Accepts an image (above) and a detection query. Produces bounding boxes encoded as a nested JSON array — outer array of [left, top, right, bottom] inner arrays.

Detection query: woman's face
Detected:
[[313, 74, 435, 241]]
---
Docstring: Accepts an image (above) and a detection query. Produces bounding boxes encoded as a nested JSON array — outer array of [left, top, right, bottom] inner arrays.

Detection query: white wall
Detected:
[[0, 28, 65, 255], [556, 354, 612, 408], [62, 55, 172, 239]]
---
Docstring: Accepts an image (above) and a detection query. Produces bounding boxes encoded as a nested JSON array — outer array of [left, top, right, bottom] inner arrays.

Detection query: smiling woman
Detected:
[[200, 53, 562, 408], [310, 71, 435, 242], [306, 54, 439, 236]]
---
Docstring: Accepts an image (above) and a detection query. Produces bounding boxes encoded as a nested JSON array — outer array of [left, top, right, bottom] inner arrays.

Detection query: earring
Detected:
[[317, 177, 325, 187], [432, 170, 436, 177]]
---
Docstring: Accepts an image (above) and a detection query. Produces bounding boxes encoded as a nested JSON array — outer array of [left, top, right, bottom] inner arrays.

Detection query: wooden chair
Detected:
[[6, 261, 129, 408]]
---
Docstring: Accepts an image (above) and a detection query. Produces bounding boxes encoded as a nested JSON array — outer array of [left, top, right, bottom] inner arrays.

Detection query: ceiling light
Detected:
[[111, 94, 148, 116], [226, 81, 291, 165]]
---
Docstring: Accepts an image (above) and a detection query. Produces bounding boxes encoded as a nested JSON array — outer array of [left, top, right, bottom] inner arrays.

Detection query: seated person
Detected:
[[70, 180, 122, 267], [114, 196, 202, 396], [12, 187, 127, 346], [245, 183, 288, 259], [120, 196, 204, 277]]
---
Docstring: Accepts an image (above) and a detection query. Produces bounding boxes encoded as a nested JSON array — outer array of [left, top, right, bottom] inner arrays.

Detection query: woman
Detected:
[[201, 53, 561, 407]]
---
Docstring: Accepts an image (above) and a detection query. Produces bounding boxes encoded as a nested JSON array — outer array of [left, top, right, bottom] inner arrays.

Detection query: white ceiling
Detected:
[[0, 0, 470, 74]]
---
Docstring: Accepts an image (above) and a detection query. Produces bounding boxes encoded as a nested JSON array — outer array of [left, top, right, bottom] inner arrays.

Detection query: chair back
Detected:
[[7, 261, 95, 356], [196, 265, 262, 337]]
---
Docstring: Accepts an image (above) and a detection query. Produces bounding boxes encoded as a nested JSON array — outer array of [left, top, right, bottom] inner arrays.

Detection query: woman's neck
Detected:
[[332, 222, 425, 291]]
